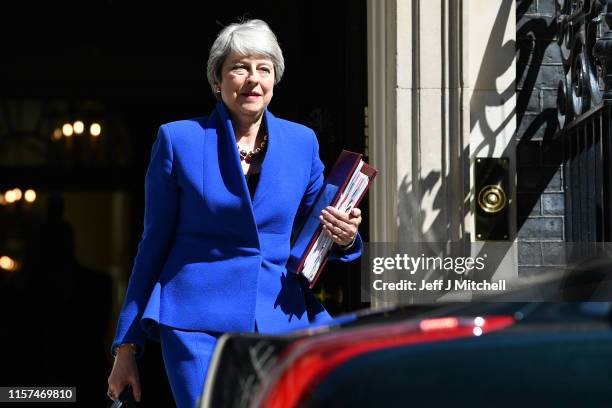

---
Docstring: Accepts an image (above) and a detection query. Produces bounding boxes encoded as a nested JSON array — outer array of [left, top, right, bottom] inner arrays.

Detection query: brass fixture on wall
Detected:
[[475, 158, 511, 241]]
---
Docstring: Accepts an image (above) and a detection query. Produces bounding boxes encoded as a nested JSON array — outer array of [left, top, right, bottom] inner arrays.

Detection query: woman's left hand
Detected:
[[319, 206, 362, 247]]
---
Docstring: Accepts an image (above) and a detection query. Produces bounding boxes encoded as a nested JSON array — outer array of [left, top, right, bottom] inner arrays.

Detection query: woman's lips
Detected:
[[241, 92, 262, 101]]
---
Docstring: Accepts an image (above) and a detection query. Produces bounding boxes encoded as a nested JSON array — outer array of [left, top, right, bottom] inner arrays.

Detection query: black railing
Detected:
[[558, 0, 612, 242], [556, 0, 605, 129], [562, 103, 612, 241]]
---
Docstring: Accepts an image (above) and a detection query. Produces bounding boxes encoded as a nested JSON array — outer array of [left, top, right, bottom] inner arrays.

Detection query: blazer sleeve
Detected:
[[292, 130, 362, 263], [111, 125, 179, 358]]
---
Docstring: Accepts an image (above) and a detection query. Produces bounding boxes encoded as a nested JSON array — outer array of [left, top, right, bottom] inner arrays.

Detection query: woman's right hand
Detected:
[[107, 347, 141, 402]]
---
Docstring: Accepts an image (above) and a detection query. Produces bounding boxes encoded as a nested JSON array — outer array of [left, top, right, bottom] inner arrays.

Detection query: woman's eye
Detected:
[[259, 67, 271, 73]]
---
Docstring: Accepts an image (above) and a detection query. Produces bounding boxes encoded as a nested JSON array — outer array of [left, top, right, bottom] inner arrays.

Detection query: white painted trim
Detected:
[[367, 0, 398, 244]]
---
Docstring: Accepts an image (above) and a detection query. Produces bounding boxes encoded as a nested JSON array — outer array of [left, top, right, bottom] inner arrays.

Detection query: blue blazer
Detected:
[[111, 102, 362, 356]]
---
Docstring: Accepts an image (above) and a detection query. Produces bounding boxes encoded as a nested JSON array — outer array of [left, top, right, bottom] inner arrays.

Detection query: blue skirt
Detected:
[[159, 322, 261, 408], [159, 325, 219, 408]]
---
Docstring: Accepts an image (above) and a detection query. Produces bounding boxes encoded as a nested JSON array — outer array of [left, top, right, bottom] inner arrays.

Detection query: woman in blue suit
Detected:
[[107, 19, 362, 408]]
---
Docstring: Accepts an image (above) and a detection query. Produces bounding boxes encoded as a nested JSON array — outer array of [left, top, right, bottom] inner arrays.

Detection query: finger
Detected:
[[350, 215, 362, 228], [322, 225, 338, 239], [322, 222, 351, 242], [330, 224, 350, 239], [323, 226, 347, 244], [107, 385, 122, 401], [324, 206, 351, 222], [130, 378, 142, 402], [320, 210, 352, 232], [348, 209, 362, 228], [327, 207, 361, 231], [107, 378, 120, 395], [331, 232, 352, 246], [320, 208, 349, 225], [323, 225, 353, 246]]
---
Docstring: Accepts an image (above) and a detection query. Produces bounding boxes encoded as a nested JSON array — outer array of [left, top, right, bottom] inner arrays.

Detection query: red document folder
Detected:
[[287, 150, 378, 288]]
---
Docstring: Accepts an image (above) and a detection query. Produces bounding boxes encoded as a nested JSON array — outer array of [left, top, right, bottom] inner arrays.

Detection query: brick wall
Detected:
[[516, 0, 565, 273]]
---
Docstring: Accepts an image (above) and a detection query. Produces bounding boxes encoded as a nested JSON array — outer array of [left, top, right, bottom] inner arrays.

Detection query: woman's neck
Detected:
[[232, 113, 264, 145]]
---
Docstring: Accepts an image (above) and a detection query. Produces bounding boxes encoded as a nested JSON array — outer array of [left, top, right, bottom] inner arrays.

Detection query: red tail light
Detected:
[[260, 315, 514, 408], [419, 317, 460, 331]]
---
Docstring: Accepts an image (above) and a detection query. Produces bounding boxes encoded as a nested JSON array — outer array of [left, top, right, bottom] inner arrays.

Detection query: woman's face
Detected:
[[217, 51, 275, 122]]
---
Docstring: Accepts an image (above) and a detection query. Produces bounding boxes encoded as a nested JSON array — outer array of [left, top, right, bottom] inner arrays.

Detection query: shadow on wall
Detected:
[[515, 0, 563, 237], [398, 0, 516, 243], [470, 0, 516, 141], [395, 0, 524, 287]]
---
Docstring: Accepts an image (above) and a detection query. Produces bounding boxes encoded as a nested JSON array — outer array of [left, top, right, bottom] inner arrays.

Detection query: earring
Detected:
[[215, 87, 221, 94]]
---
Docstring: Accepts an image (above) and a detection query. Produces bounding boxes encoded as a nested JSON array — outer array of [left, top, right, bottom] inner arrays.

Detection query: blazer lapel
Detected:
[[205, 102, 285, 246], [251, 109, 281, 209], [205, 101, 261, 248]]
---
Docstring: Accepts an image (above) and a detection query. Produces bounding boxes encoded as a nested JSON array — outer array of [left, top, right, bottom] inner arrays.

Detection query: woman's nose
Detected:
[[246, 69, 259, 83]]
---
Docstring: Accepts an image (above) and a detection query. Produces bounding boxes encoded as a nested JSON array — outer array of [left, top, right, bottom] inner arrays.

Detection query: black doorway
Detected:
[[0, 1, 367, 405]]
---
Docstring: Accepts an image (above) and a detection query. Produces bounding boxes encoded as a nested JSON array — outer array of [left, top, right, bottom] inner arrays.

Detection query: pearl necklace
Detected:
[[237, 134, 267, 163]]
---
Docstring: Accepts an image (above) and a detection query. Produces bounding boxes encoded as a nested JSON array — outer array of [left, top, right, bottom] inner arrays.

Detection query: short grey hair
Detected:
[[206, 19, 285, 92]]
